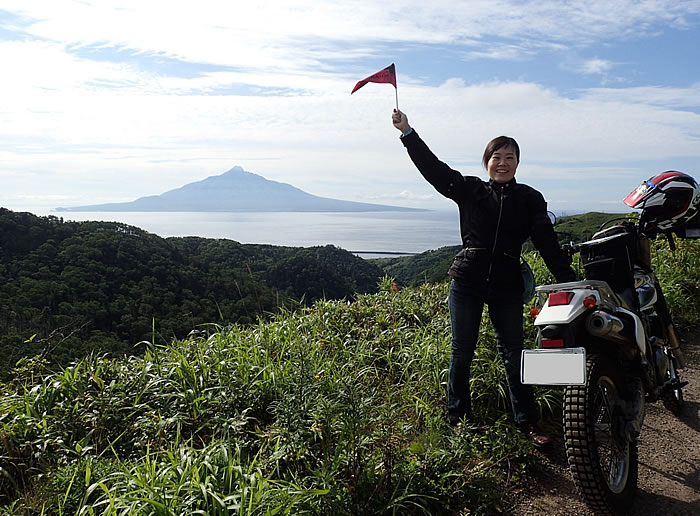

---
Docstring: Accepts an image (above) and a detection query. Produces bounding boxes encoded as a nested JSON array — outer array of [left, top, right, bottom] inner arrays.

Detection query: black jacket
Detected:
[[401, 129, 576, 297]]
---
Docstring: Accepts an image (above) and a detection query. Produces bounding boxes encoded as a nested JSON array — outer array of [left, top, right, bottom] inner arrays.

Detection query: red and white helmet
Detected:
[[624, 171, 700, 231]]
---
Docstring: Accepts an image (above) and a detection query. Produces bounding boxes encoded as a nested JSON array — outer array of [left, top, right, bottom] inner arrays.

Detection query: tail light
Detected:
[[548, 292, 574, 306], [541, 338, 565, 348]]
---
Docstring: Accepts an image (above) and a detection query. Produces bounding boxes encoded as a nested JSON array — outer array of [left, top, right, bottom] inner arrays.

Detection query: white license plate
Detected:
[[521, 348, 586, 385]]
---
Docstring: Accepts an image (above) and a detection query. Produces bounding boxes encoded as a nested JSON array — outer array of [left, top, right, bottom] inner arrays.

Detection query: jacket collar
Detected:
[[488, 177, 517, 191]]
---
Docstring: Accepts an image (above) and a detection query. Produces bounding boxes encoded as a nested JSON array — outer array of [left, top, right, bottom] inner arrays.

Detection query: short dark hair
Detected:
[[482, 136, 520, 169]]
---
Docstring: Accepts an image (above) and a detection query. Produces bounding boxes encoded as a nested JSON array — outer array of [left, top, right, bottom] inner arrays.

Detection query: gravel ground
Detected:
[[503, 329, 700, 516]]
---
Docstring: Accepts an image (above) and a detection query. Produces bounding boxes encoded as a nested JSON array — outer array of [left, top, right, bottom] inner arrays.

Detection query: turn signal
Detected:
[[583, 296, 597, 309]]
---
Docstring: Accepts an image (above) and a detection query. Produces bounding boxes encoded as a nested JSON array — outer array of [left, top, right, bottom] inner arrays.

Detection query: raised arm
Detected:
[[391, 110, 469, 201]]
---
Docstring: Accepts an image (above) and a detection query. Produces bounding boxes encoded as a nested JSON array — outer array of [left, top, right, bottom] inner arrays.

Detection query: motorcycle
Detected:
[[521, 171, 699, 515]]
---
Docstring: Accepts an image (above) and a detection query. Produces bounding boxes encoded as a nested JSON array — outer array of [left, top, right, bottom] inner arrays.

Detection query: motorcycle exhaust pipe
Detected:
[[586, 311, 624, 338]]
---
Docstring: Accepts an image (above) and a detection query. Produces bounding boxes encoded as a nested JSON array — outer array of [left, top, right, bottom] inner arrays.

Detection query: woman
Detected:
[[391, 109, 576, 447]]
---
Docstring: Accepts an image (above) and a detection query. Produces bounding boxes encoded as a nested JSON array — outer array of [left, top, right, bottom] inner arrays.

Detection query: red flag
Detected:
[[351, 63, 396, 94]]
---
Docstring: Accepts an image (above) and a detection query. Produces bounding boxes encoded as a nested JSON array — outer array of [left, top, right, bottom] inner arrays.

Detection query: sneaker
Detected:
[[519, 423, 551, 448]]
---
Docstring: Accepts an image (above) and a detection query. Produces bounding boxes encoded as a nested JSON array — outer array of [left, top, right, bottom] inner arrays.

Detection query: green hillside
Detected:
[[553, 211, 635, 241], [372, 245, 461, 287], [0, 209, 383, 377]]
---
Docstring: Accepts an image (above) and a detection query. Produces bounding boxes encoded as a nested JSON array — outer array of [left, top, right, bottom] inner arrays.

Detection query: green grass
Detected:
[[0, 280, 544, 515], [647, 238, 700, 329], [1, 239, 698, 515]]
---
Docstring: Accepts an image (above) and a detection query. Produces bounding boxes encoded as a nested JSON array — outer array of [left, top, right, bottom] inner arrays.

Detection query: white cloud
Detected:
[[579, 58, 616, 75], [1, 1, 699, 214], [581, 84, 700, 108], [4, 1, 700, 75]]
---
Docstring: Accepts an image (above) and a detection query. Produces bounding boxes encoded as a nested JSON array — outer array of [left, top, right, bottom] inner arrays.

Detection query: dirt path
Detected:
[[504, 330, 700, 515]]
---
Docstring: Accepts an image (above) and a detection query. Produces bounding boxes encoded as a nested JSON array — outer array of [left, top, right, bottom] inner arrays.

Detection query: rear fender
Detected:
[[534, 288, 597, 326], [533, 281, 647, 360], [534, 280, 620, 327]]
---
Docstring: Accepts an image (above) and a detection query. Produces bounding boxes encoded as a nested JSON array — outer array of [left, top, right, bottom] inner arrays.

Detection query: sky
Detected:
[[2, 0, 700, 215]]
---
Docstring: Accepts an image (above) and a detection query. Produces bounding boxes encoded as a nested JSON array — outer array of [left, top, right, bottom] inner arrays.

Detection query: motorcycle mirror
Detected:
[[547, 211, 557, 225]]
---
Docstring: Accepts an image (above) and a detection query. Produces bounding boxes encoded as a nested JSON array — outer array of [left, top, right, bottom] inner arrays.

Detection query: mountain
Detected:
[[56, 166, 423, 212]]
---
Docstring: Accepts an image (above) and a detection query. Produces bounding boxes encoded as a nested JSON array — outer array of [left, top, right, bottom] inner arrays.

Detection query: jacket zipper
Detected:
[[487, 187, 505, 283]]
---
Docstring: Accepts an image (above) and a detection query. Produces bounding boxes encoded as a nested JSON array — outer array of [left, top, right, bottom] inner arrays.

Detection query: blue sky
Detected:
[[1, 0, 700, 214]]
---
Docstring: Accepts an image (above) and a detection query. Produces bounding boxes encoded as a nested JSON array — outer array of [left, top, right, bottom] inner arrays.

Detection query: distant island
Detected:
[[56, 166, 424, 213]]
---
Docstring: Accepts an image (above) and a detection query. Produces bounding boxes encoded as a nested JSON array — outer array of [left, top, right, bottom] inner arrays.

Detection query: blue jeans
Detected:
[[447, 280, 538, 425]]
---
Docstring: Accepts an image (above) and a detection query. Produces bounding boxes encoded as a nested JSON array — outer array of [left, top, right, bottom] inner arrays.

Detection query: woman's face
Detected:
[[487, 145, 519, 183]]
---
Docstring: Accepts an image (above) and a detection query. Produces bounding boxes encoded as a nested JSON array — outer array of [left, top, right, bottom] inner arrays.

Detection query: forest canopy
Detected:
[[0, 209, 383, 376]]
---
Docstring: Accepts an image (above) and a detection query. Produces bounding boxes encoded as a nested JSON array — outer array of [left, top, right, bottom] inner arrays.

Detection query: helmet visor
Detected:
[[624, 180, 656, 208]]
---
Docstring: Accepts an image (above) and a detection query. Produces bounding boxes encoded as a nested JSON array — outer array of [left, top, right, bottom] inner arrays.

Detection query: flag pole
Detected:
[[395, 86, 399, 111]]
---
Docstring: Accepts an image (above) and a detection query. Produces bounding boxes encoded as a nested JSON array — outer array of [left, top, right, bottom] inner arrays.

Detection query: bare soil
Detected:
[[502, 329, 700, 516]]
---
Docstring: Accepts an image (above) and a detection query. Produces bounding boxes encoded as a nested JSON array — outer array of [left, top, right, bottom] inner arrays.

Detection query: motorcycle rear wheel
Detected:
[[564, 354, 638, 515]]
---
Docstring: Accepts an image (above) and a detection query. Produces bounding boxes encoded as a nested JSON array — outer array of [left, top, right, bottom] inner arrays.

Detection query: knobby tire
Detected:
[[564, 354, 638, 515]]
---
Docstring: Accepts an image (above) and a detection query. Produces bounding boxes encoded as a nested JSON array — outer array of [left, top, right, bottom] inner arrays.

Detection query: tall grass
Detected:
[[1, 238, 697, 515], [1, 280, 539, 515], [648, 238, 700, 328]]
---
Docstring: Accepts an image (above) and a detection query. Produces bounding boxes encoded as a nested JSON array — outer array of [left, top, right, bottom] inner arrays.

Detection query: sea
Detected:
[[26, 209, 461, 258]]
